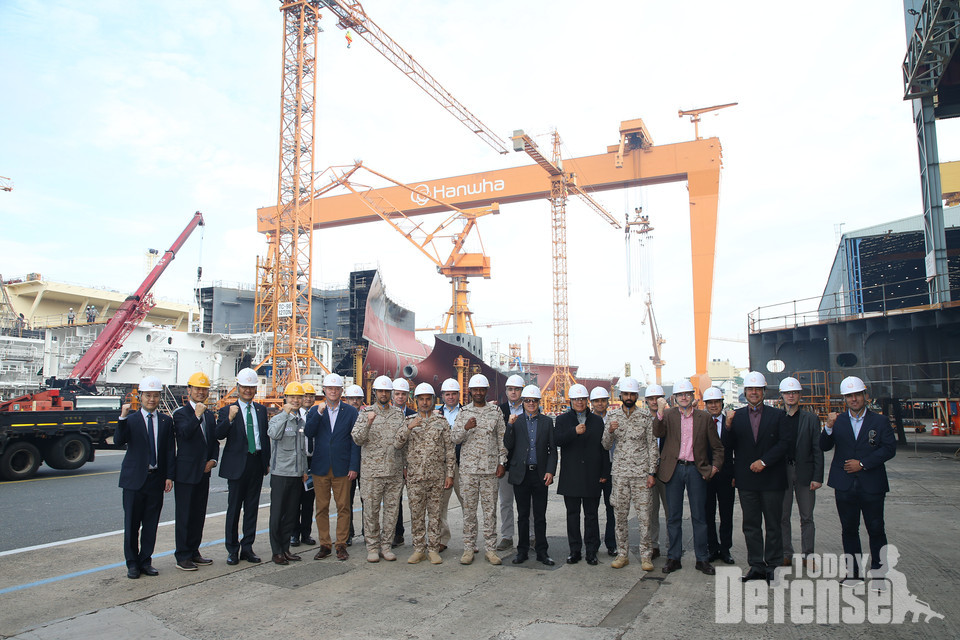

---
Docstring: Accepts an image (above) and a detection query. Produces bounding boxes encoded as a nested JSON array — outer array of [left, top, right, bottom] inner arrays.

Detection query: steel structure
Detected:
[[256, 0, 324, 398], [70, 211, 204, 389], [259, 121, 724, 377], [903, 0, 955, 303]]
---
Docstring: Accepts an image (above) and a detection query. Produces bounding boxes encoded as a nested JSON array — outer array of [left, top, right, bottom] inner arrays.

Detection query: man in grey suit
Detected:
[[778, 377, 824, 570]]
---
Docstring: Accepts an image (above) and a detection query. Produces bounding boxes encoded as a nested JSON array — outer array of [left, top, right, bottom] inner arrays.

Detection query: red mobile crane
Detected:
[[0, 211, 205, 480]]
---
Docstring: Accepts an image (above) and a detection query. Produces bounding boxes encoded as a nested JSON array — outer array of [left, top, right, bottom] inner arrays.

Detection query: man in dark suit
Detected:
[[116, 376, 175, 579], [216, 367, 270, 565], [724, 371, 792, 582], [653, 379, 724, 576], [820, 376, 896, 583], [778, 377, 824, 570], [497, 374, 526, 551], [305, 373, 360, 561], [172, 371, 220, 571], [503, 384, 557, 566], [702, 387, 735, 565], [555, 384, 609, 566], [589, 386, 617, 557]]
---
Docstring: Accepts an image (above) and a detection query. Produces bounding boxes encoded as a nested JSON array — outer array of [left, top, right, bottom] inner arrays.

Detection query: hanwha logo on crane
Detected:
[[411, 184, 431, 206], [409, 178, 506, 207]]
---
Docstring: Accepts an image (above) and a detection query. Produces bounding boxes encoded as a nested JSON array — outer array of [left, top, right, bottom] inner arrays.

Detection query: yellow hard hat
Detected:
[[301, 382, 316, 394], [188, 372, 211, 388], [284, 381, 305, 396]]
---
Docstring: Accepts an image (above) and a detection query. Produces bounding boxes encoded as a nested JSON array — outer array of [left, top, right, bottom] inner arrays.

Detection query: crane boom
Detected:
[[320, 0, 509, 155], [69, 211, 204, 388], [644, 293, 666, 385]]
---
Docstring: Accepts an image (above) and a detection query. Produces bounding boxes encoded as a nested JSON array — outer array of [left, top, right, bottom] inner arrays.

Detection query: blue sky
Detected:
[[1, 1, 954, 384]]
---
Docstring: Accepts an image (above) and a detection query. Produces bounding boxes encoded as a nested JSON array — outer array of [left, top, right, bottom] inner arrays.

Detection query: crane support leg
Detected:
[[688, 169, 720, 377]]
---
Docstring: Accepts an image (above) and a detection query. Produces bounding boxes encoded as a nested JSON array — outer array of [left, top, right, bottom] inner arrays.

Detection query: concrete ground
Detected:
[[1, 438, 958, 639]]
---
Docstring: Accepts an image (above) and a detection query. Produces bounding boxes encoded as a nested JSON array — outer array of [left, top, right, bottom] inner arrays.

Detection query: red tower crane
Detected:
[[68, 211, 205, 389]]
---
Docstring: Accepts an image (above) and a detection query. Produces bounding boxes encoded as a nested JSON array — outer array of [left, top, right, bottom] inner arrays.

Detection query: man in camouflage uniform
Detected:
[[352, 375, 406, 563], [451, 373, 507, 565], [601, 376, 659, 570], [395, 383, 455, 565]]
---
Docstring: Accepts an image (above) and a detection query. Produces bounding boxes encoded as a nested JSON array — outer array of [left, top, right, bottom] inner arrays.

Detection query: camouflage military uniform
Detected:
[[352, 403, 406, 553], [602, 404, 659, 560], [451, 403, 507, 553], [395, 414, 456, 553]]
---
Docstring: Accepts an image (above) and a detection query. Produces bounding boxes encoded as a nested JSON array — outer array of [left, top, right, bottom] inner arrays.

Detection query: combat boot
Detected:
[[428, 551, 443, 564], [611, 555, 630, 569], [366, 551, 380, 563], [381, 548, 397, 561], [485, 550, 502, 565], [460, 549, 474, 565], [641, 557, 654, 571], [407, 551, 426, 564]]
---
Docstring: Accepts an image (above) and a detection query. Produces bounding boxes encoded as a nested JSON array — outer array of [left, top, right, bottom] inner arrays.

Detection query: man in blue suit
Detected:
[[820, 376, 896, 583], [305, 373, 360, 561], [216, 367, 270, 565], [116, 376, 175, 579]]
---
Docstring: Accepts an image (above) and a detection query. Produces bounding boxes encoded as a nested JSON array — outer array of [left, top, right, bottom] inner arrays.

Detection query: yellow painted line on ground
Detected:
[[62, 422, 83, 425], [9, 424, 37, 427], [0, 470, 119, 485], [35, 423, 57, 426]]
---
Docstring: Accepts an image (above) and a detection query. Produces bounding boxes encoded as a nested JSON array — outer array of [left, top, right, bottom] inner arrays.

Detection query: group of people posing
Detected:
[[118, 368, 897, 587]]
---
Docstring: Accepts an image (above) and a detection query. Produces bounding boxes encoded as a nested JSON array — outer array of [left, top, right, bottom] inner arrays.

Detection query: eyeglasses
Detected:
[[522, 398, 539, 403]]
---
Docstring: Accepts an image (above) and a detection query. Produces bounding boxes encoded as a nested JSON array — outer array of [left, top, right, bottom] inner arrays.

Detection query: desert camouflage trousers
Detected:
[[461, 472, 499, 552], [362, 476, 404, 552], [613, 475, 653, 559], [408, 477, 445, 553]]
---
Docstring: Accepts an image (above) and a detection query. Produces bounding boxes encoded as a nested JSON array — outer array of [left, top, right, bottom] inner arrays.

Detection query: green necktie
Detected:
[[246, 404, 256, 454]]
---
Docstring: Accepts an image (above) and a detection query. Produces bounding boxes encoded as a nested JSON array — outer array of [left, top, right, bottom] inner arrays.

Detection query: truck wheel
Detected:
[[45, 434, 92, 470], [0, 442, 43, 481]]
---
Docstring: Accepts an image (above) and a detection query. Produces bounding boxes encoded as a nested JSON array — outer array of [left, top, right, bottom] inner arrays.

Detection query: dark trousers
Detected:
[[269, 475, 303, 556], [835, 485, 887, 575], [122, 471, 165, 569], [601, 476, 616, 552], [665, 463, 709, 562], [225, 452, 264, 555], [395, 498, 405, 538], [297, 484, 315, 540], [738, 488, 784, 572], [174, 474, 210, 562], [705, 474, 735, 555], [564, 495, 601, 556], [350, 476, 358, 538], [513, 468, 548, 555]]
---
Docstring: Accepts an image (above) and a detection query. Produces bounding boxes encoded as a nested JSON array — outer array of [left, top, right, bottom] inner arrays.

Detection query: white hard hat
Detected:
[[521, 384, 541, 399], [414, 382, 435, 396], [440, 378, 460, 392], [644, 384, 664, 398], [138, 375, 163, 392], [344, 384, 364, 397], [392, 378, 410, 392], [322, 373, 344, 388], [673, 379, 695, 394], [742, 371, 767, 388], [505, 374, 525, 388], [702, 387, 723, 401], [468, 373, 490, 388], [568, 384, 589, 399], [373, 375, 394, 390], [589, 386, 610, 400], [840, 376, 866, 395], [779, 377, 802, 393], [236, 368, 259, 387], [618, 377, 641, 394]]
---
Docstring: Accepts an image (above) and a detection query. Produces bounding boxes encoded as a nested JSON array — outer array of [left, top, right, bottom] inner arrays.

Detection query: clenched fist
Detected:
[[609, 420, 619, 433], [725, 410, 735, 428], [826, 412, 838, 429], [508, 414, 518, 425], [229, 405, 239, 421], [120, 403, 132, 418], [194, 402, 207, 418], [465, 417, 477, 431], [367, 410, 376, 426]]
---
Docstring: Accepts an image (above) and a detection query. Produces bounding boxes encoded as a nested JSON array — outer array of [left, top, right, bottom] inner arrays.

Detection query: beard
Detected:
[[621, 397, 636, 409]]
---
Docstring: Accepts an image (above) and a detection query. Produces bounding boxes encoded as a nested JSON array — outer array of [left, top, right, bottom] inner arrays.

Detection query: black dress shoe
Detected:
[[290, 536, 301, 547], [240, 551, 261, 563], [346, 536, 353, 547], [226, 554, 239, 566], [662, 558, 682, 573], [192, 555, 213, 565], [585, 554, 599, 566], [301, 536, 317, 546], [284, 551, 302, 562], [512, 551, 529, 564], [272, 554, 289, 565], [607, 548, 618, 557], [392, 534, 404, 548], [651, 548, 661, 559], [708, 550, 721, 562], [127, 566, 141, 579], [566, 553, 582, 565], [695, 560, 716, 575], [141, 565, 159, 576], [537, 554, 555, 566], [176, 560, 198, 571], [721, 551, 735, 565], [742, 568, 767, 582]]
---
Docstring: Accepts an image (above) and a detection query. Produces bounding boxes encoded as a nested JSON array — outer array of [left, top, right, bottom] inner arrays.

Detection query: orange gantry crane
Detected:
[[258, 119, 723, 379]]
